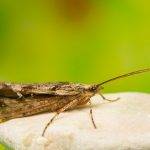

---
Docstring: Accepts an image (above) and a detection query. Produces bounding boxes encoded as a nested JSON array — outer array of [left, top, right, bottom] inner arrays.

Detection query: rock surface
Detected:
[[0, 92, 150, 150]]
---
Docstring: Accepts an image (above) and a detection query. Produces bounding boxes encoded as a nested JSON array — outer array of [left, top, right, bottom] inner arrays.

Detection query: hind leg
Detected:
[[42, 98, 79, 136]]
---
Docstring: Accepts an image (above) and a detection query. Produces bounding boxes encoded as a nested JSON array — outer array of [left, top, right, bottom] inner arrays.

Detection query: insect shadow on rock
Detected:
[[0, 68, 150, 137]]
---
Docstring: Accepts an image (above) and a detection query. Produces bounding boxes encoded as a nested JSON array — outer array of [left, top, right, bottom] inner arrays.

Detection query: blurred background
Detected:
[[0, 0, 150, 148], [0, 0, 149, 93]]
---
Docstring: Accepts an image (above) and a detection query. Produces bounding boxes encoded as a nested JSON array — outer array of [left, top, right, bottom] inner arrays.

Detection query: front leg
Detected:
[[99, 92, 120, 102]]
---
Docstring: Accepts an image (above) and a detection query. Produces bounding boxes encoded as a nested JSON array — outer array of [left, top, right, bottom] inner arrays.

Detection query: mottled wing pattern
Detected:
[[0, 82, 95, 122], [0, 82, 19, 98], [20, 82, 81, 96], [0, 82, 83, 98], [0, 96, 75, 122]]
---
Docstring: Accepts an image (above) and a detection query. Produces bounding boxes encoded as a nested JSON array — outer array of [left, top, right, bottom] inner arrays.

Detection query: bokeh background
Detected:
[[0, 0, 150, 148]]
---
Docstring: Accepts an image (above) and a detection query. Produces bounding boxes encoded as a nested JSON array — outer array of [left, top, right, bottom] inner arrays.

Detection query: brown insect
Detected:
[[0, 68, 150, 136]]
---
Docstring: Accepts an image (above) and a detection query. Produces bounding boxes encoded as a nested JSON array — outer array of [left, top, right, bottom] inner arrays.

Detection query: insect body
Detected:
[[0, 83, 99, 121], [0, 68, 150, 136]]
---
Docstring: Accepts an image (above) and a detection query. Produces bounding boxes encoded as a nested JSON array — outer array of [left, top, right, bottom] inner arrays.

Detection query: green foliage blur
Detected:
[[0, 0, 150, 148], [0, 144, 4, 150], [0, 0, 150, 91]]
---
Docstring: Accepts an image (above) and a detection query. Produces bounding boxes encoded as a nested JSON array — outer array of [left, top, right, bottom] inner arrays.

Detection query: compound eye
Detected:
[[89, 84, 100, 92], [88, 85, 96, 91]]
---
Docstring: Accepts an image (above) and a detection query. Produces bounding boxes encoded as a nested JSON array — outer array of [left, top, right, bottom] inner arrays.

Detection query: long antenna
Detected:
[[98, 68, 150, 86]]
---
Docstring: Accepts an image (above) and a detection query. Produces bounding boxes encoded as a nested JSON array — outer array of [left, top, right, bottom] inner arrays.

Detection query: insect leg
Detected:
[[42, 98, 79, 136], [99, 92, 120, 102], [89, 101, 97, 129]]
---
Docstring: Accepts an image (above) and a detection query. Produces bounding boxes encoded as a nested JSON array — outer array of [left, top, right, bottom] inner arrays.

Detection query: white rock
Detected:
[[0, 92, 150, 150]]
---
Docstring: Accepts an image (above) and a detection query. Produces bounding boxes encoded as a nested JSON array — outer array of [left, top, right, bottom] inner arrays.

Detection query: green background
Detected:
[[0, 0, 150, 149]]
